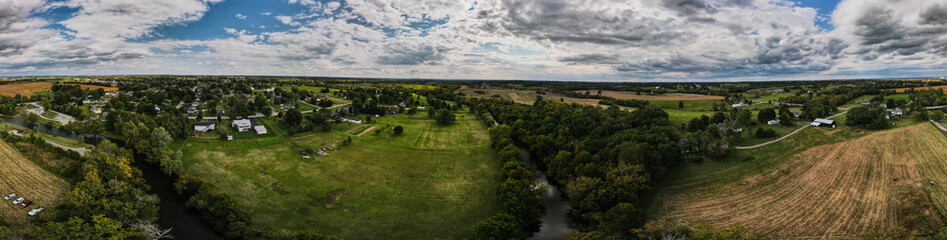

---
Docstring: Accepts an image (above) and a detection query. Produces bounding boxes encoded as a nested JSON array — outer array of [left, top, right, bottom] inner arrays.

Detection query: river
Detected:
[[519, 148, 575, 240], [1, 116, 221, 240]]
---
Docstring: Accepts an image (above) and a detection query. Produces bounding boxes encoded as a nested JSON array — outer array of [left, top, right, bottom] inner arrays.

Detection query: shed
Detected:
[[810, 118, 836, 128]]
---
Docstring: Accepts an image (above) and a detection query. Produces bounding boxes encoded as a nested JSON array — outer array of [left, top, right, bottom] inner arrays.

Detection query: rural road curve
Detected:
[[932, 120, 947, 132], [8, 130, 88, 156], [734, 111, 847, 150]]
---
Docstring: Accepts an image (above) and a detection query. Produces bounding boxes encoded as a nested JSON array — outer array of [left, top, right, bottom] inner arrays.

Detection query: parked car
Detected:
[[19, 200, 32, 208], [302, 155, 311, 159], [28, 207, 45, 216], [4, 194, 15, 200], [13, 197, 25, 204]]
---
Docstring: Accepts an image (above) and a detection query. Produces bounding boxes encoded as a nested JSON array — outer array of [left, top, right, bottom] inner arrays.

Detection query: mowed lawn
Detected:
[[177, 111, 501, 239], [0, 140, 69, 224], [651, 123, 947, 237]]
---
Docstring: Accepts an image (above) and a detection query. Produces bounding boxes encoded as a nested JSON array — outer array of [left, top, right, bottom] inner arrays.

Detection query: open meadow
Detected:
[[175, 111, 501, 239], [0, 140, 69, 225], [651, 123, 947, 238], [0, 82, 118, 97], [456, 86, 635, 111]]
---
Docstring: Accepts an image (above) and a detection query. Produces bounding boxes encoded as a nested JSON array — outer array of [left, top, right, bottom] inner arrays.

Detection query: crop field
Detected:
[[651, 124, 947, 238], [0, 82, 118, 97], [574, 90, 724, 101], [0, 140, 69, 225], [176, 111, 501, 239], [456, 86, 635, 111], [889, 85, 947, 93]]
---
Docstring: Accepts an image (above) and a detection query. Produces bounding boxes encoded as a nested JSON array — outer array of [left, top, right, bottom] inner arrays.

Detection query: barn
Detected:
[[810, 118, 836, 128]]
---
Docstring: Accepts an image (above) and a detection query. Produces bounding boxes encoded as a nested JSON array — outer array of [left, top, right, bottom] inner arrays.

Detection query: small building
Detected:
[[415, 107, 426, 111], [767, 119, 780, 125], [283, 104, 296, 110], [91, 106, 103, 114], [254, 125, 268, 135], [792, 112, 801, 119], [194, 120, 217, 132], [346, 119, 362, 124], [227, 135, 233, 141], [731, 103, 749, 108], [232, 119, 252, 132], [187, 107, 198, 115], [388, 106, 400, 114], [316, 93, 328, 98], [810, 118, 836, 128], [216, 108, 226, 115], [889, 108, 903, 117]]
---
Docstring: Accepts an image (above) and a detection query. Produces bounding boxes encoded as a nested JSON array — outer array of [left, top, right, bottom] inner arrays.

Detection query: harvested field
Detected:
[[0, 140, 69, 224], [0, 82, 118, 97], [652, 124, 947, 238], [888, 85, 947, 93], [457, 86, 635, 111], [573, 90, 724, 101]]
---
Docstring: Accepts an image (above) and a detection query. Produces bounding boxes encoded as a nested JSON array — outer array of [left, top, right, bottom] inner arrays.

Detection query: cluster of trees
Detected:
[[474, 124, 542, 239], [846, 107, 892, 130], [598, 98, 650, 108], [472, 98, 680, 239]]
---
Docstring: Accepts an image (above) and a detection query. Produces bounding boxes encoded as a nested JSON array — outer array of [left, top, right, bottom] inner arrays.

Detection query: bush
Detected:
[[393, 125, 403, 135]]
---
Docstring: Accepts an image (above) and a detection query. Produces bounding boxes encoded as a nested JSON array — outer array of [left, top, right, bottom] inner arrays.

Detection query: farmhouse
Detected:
[[810, 118, 836, 128], [194, 120, 217, 132], [233, 119, 252, 132]]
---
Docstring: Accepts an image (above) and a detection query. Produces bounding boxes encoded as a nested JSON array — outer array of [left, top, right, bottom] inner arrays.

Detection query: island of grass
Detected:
[[174, 110, 501, 239]]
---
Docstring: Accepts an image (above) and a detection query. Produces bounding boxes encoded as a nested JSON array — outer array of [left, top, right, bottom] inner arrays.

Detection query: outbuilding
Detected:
[[767, 119, 780, 125], [810, 118, 836, 128]]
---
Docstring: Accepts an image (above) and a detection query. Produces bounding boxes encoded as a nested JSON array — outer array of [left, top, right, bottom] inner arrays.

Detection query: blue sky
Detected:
[[2, 0, 946, 81]]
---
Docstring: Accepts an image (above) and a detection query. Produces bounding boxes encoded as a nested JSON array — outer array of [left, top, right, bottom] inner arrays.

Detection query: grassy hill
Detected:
[[175, 111, 501, 239], [0, 140, 69, 225], [650, 123, 947, 238]]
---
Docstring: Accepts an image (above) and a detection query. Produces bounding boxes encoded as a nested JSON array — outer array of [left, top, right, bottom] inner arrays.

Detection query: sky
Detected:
[[1, 0, 947, 81]]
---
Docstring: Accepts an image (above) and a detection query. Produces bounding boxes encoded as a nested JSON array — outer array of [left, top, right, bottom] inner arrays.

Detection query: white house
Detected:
[[194, 120, 216, 132], [767, 119, 780, 125], [889, 108, 904, 117], [731, 103, 749, 108], [232, 119, 252, 132], [254, 125, 268, 135]]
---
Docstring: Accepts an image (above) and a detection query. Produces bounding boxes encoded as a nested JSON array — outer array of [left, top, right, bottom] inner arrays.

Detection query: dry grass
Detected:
[[0, 82, 118, 97], [888, 85, 947, 93], [574, 90, 725, 101], [457, 86, 635, 111], [0, 140, 69, 224], [652, 124, 947, 238]]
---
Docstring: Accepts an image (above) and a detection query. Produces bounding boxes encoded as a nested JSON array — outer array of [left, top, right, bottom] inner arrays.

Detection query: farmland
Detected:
[[0, 140, 69, 225], [0, 82, 118, 97], [889, 85, 947, 93], [651, 123, 947, 238], [175, 111, 501, 239], [573, 90, 725, 101], [456, 86, 635, 111]]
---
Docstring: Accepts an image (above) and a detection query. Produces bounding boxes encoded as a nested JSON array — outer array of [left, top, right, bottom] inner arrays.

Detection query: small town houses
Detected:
[[194, 120, 217, 132]]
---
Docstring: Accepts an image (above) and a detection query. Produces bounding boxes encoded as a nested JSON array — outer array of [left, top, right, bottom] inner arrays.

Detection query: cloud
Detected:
[[376, 41, 452, 65], [275, 15, 294, 25], [235, 14, 246, 19]]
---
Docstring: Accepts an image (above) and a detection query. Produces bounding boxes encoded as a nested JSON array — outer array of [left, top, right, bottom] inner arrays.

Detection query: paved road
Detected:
[[734, 111, 848, 150], [932, 120, 947, 132], [24, 102, 75, 125], [8, 130, 88, 156]]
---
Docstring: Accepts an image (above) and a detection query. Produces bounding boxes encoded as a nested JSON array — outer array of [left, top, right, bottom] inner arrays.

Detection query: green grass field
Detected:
[[175, 111, 501, 239]]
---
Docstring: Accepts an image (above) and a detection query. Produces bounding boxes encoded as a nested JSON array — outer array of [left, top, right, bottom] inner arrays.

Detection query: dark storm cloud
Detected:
[[558, 54, 621, 64], [855, 6, 903, 45], [661, 0, 717, 15], [476, 0, 687, 47], [849, 4, 947, 57], [376, 43, 451, 65], [919, 3, 947, 25]]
